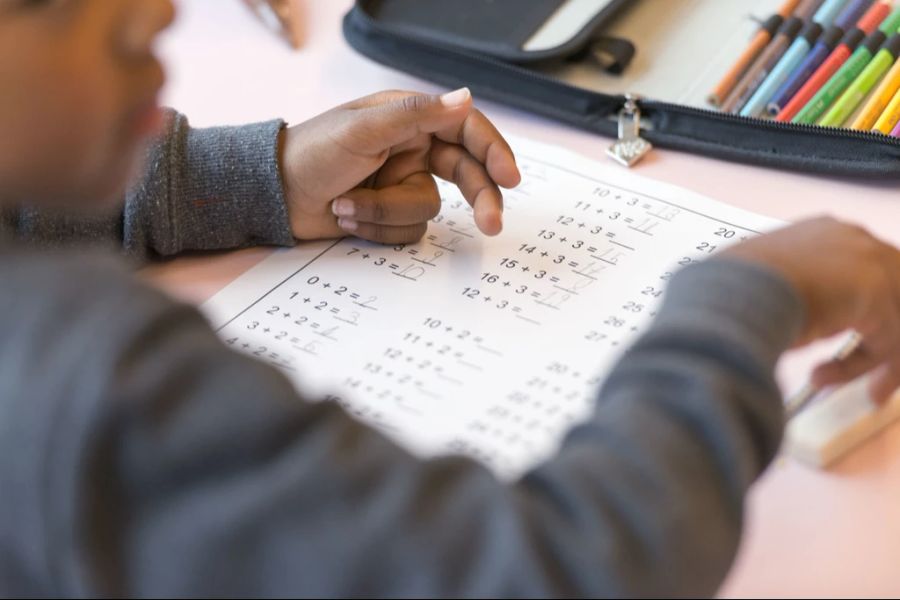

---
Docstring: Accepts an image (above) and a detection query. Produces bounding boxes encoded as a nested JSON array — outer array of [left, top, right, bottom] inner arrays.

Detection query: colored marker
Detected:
[[891, 118, 900, 134], [813, 0, 856, 25], [874, 85, 900, 131], [708, 15, 785, 106], [820, 34, 900, 126], [793, 30, 889, 123], [741, 22, 824, 117], [851, 38, 900, 128], [833, 0, 878, 30], [768, 26, 847, 115], [776, 1, 893, 121], [723, 16, 804, 113]]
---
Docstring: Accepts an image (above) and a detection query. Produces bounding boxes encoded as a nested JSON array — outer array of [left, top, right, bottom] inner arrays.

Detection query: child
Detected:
[[1, 1, 899, 596]]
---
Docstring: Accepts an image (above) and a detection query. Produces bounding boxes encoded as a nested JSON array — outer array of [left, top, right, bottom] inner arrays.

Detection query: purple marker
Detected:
[[891, 120, 900, 137], [834, 0, 876, 30]]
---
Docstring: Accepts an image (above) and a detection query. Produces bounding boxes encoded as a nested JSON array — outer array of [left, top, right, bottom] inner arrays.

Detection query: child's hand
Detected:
[[723, 217, 900, 403], [279, 88, 521, 244]]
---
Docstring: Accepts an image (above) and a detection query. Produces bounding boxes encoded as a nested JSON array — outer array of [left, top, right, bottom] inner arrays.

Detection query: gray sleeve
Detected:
[[1, 110, 295, 260], [0, 256, 802, 597]]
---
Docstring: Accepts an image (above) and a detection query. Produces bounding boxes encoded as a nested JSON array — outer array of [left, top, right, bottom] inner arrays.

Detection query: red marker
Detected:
[[776, 0, 891, 121]]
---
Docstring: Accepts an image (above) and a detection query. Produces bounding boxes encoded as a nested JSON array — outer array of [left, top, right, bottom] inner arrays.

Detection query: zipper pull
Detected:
[[607, 94, 653, 168]]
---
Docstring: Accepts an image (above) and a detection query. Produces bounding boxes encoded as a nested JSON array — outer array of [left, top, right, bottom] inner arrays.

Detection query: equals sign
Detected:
[[389, 264, 399, 270], [330, 308, 340, 314], [531, 292, 541, 298], [427, 235, 437, 241], [408, 249, 419, 255], [643, 204, 651, 209], [512, 307, 522, 313], [350, 293, 360, 299], [606, 232, 616, 238], [587, 246, 597, 253], [568, 261, 578, 267], [447, 220, 456, 226], [311, 323, 320, 329], [549, 276, 560, 283], [625, 218, 634, 223]]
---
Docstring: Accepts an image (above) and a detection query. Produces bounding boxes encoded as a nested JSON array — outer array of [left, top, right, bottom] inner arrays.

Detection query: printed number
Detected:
[[714, 227, 736, 238]]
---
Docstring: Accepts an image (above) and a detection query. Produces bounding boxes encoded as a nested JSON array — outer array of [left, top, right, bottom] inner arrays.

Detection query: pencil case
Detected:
[[342, 0, 900, 178]]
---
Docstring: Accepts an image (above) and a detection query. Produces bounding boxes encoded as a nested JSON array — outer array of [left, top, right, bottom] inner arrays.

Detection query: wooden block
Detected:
[[785, 378, 900, 468]]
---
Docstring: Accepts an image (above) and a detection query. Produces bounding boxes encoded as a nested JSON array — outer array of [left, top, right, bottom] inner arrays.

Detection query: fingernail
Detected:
[[338, 218, 357, 232], [332, 198, 355, 217], [440, 87, 471, 108]]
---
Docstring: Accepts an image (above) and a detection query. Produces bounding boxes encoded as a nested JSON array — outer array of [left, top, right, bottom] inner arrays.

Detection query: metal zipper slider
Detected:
[[607, 94, 653, 168]]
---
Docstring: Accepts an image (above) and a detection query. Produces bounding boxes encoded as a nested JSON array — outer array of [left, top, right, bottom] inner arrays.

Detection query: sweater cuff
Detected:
[[176, 117, 295, 251]]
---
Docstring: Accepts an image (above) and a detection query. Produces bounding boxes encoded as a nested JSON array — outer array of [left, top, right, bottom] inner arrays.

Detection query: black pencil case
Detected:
[[342, 0, 900, 178]]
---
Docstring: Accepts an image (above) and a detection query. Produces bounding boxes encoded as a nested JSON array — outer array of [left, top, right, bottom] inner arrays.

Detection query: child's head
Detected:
[[0, 0, 174, 208]]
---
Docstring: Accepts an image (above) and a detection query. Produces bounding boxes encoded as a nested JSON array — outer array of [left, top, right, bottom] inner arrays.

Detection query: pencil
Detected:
[[786, 332, 863, 419]]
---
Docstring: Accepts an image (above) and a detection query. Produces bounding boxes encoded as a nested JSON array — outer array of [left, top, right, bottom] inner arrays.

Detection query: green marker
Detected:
[[820, 34, 900, 127], [793, 6, 900, 125], [793, 30, 888, 124]]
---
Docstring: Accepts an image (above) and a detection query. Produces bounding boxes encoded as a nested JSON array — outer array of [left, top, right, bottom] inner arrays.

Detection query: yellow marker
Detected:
[[853, 53, 900, 129], [873, 84, 900, 132]]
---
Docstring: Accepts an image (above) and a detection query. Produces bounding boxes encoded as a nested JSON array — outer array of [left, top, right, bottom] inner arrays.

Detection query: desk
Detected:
[[148, 1, 900, 596]]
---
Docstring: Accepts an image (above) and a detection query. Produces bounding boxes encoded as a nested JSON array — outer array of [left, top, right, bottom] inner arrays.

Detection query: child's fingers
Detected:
[[868, 359, 900, 405], [339, 89, 474, 156], [434, 108, 521, 189], [336, 220, 428, 245], [812, 345, 880, 388], [333, 174, 440, 226], [429, 140, 504, 236]]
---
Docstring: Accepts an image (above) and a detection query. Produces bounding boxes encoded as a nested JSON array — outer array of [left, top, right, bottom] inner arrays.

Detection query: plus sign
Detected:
[[303, 298, 311, 303], [521, 266, 530, 272], [540, 251, 549, 257], [425, 342, 433, 347], [323, 283, 331, 289], [283, 313, 291, 318], [445, 326, 453, 332], [559, 237, 568, 242], [242, 343, 250, 349], [484, 296, 492, 302], [263, 328, 270, 333], [577, 223, 586, 228], [362, 253, 370, 259]]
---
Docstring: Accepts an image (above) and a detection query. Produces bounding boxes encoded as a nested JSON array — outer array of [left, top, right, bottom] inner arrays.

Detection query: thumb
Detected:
[[342, 88, 472, 154]]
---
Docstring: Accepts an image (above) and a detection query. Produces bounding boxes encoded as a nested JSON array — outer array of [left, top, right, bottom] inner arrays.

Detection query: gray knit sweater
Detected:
[[0, 111, 803, 598]]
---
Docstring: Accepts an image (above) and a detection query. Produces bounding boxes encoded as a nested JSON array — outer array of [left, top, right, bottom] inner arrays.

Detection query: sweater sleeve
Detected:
[[0, 110, 295, 261], [0, 255, 803, 597]]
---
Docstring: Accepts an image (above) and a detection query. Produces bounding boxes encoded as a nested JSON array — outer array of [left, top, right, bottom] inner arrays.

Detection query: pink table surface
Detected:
[[146, 1, 900, 596]]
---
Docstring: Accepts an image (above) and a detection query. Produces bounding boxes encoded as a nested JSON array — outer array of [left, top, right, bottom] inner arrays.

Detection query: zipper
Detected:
[[347, 5, 900, 168], [607, 93, 653, 167]]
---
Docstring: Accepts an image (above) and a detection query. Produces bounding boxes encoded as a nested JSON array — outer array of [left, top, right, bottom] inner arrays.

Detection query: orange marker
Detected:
[[708, 14, 786, 106]]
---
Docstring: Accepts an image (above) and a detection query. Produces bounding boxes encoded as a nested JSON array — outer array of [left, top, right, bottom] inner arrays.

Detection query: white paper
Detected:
[[202, 136, 783, 479]]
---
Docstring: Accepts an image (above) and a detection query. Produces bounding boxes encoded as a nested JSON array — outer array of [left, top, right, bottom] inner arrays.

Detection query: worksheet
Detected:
[[203, 136, 783, 479]]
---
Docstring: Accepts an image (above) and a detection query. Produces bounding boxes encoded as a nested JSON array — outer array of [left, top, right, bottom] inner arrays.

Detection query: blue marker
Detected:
[[741, 22, 824, 116]]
